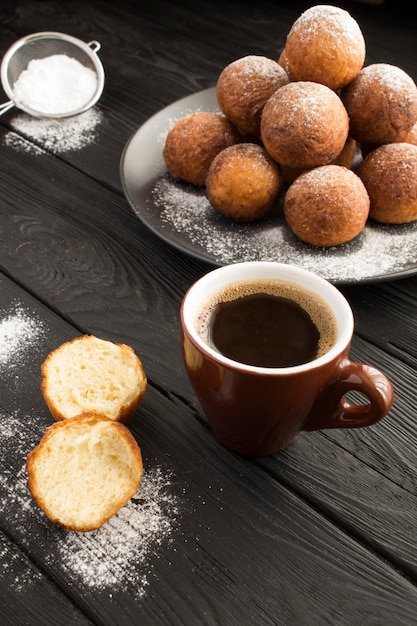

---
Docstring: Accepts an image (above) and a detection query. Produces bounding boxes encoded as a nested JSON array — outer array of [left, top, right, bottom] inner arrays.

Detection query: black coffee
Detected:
[[196, 279, 338, 368], [209, 292, 320, 367]]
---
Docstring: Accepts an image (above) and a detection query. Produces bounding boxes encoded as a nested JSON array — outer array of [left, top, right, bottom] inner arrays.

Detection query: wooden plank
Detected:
[[1, 1, 417, 623], [2, 273, 417, 625], [259, 355, 417, 580], [0, 531, 94, 626], [0, 125, 210, 395], [343, 279, 417, 367]]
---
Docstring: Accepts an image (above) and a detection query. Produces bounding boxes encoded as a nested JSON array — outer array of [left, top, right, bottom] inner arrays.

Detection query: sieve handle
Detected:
[[88, 40, 101, 53], [0, 100, 15, 117]]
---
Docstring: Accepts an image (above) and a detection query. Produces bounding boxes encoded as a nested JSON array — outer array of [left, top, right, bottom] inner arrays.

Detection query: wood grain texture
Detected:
[[0, 531, 94, 626], [1, 0, 417, 624], [2, 274, 417, 626], [0, 126, 209, 395], [343, 278, 417, 366]]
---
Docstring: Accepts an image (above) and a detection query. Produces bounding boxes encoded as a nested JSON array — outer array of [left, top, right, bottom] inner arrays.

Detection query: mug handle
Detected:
[[303, 357, 394, 431]]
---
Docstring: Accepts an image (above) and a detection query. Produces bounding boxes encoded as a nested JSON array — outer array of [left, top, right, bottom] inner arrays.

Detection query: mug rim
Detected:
[[181, 261, 354, 374]]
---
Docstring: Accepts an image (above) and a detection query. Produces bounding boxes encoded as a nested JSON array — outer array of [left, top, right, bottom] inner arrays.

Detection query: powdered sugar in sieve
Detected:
[[0, 31, 105, 119]]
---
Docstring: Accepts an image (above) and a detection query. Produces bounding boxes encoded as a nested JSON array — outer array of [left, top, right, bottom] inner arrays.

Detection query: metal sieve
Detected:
[[0, 31, 105, 118]]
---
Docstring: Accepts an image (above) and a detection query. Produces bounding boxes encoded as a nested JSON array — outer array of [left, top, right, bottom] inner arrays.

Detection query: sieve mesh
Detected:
[[1, 32, 104, 118], [6, 39, 97, 84]]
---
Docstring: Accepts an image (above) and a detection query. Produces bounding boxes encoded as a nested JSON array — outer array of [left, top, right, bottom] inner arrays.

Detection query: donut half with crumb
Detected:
[[27, 413, 143, 531], [206, 143, 284, 222], [41, 335, 147, 423]]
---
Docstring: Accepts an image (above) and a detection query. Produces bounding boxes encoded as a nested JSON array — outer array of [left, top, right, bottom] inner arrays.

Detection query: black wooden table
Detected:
[[1, 1, 417, 624]]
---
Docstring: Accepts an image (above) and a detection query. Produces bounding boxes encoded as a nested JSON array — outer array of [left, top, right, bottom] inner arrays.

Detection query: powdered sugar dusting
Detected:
[[1, 298, 180, 599], [58, 466, 178, 596], [0, 302, 45, 368], [152, 175, 417, 283], [268, 81, 346, 128], [4, 107, 103, 154], [290, 5, 364, 43], [13, 54, 98, 116], [3, 134, 45, 155], [354, 63, 417, 94], [0, 406, 180, 599], [225, 55, 285, 80], [0, 533, 43, 593]]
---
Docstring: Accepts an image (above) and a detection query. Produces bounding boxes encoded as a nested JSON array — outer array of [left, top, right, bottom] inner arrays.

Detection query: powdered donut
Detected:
[[357, 143, 417, 224], [284, 5, 366, 91], [163, 111, 241, 187], [206, 143, 284, 222], [216, 55, 289, 141], [260, 81, 349, 169], [341, 63, 417, 145], [284, 165, 370, 247]]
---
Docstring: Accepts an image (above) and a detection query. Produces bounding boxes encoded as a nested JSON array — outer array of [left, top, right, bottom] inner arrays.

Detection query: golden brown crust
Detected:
[[216, 55, 289, 142], [206, 143, 284, 222], [357, 142, 417, 224], [277, 48, 295, 81], [284, 5, 365, 90], [163, 111, 240, 187], [27, 413, 143, 532], [332, 136, 358, 169], [260, 81, 349, 169], [281, 136, 357, 185], [284, 164, 370, 246], [404, 121, 417, 146], [41, 335, 147, 423], [341, 63, 417, 145]]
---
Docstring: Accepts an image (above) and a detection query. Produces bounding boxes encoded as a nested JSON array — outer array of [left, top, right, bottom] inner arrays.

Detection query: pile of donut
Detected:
[[163, 4, 417, 247]]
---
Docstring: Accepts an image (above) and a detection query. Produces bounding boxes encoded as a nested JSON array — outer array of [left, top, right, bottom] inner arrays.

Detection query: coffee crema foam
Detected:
[[195, 278, 338, 363]]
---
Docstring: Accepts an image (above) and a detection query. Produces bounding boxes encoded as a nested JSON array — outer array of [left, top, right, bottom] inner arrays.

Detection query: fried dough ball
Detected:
[[341, 63, 417, 145], [333, 136, 358, 169], [284, 5, 366, 91], [260, 81, 349, 169], [284, 165, 370, 247], [361, 118, 417, 158], [404, 121, 417, 146], [163, 111, 241, 187], [216, 55, 289, 142], [280, 136, 357, 185], [357, 143, 417, 224], [206, 143, 284, 222], [277, 48, 295, 81]]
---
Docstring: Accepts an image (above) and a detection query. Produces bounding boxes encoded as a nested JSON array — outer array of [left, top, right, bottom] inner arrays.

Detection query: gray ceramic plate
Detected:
[[120, 87, 417, 284]]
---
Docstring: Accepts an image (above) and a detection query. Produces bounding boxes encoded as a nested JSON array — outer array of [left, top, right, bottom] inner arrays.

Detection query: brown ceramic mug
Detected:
[[180, 262, 394, 456]]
